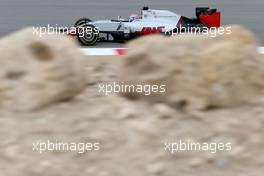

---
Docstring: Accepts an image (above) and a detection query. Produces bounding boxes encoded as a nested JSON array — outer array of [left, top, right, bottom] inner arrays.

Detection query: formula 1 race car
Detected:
[[68, 6, 221, 46]]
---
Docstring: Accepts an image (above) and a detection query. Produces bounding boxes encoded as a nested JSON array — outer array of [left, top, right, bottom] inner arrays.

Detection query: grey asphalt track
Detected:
[[0, 0, 263, 47]]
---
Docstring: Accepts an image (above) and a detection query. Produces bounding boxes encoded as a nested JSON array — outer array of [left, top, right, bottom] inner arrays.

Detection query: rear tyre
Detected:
[[74, 18, 92, 27], [195, 24, 209, 32], [77, 25, 99, 46]]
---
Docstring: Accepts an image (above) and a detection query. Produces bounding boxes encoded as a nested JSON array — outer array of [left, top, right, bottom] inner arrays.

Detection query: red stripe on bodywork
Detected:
[[199, 12, 221, 28], [176, 16, 183, 27], [115, 49, 127, 55]]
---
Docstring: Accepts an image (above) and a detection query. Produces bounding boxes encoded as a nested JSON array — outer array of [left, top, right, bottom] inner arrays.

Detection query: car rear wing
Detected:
[[196, 7, 221, 28]]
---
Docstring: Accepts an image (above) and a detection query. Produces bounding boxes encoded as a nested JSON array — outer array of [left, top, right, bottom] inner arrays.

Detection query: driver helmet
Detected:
[[129, 14, 139, 22]]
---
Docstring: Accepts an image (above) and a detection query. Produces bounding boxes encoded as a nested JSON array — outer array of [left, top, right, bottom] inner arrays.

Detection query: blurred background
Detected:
[[0, 0, 264, 43]]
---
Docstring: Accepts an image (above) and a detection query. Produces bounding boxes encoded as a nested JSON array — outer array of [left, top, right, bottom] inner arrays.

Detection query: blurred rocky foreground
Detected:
[[0, 26, 264, 175]]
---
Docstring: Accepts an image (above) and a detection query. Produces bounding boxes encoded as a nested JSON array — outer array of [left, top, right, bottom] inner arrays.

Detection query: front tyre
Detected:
[[74, 18, 91, 27], [77, 25, 99, 46]]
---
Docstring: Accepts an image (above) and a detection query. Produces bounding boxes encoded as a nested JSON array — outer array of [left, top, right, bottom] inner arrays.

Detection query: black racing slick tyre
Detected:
[[195, 24, 209, 32], [77, 25, 99, 46], [74, 18, 92, 27]]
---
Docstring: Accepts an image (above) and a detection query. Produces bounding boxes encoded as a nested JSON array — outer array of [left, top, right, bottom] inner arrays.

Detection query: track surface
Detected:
[[0, 0, 263, 47]]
